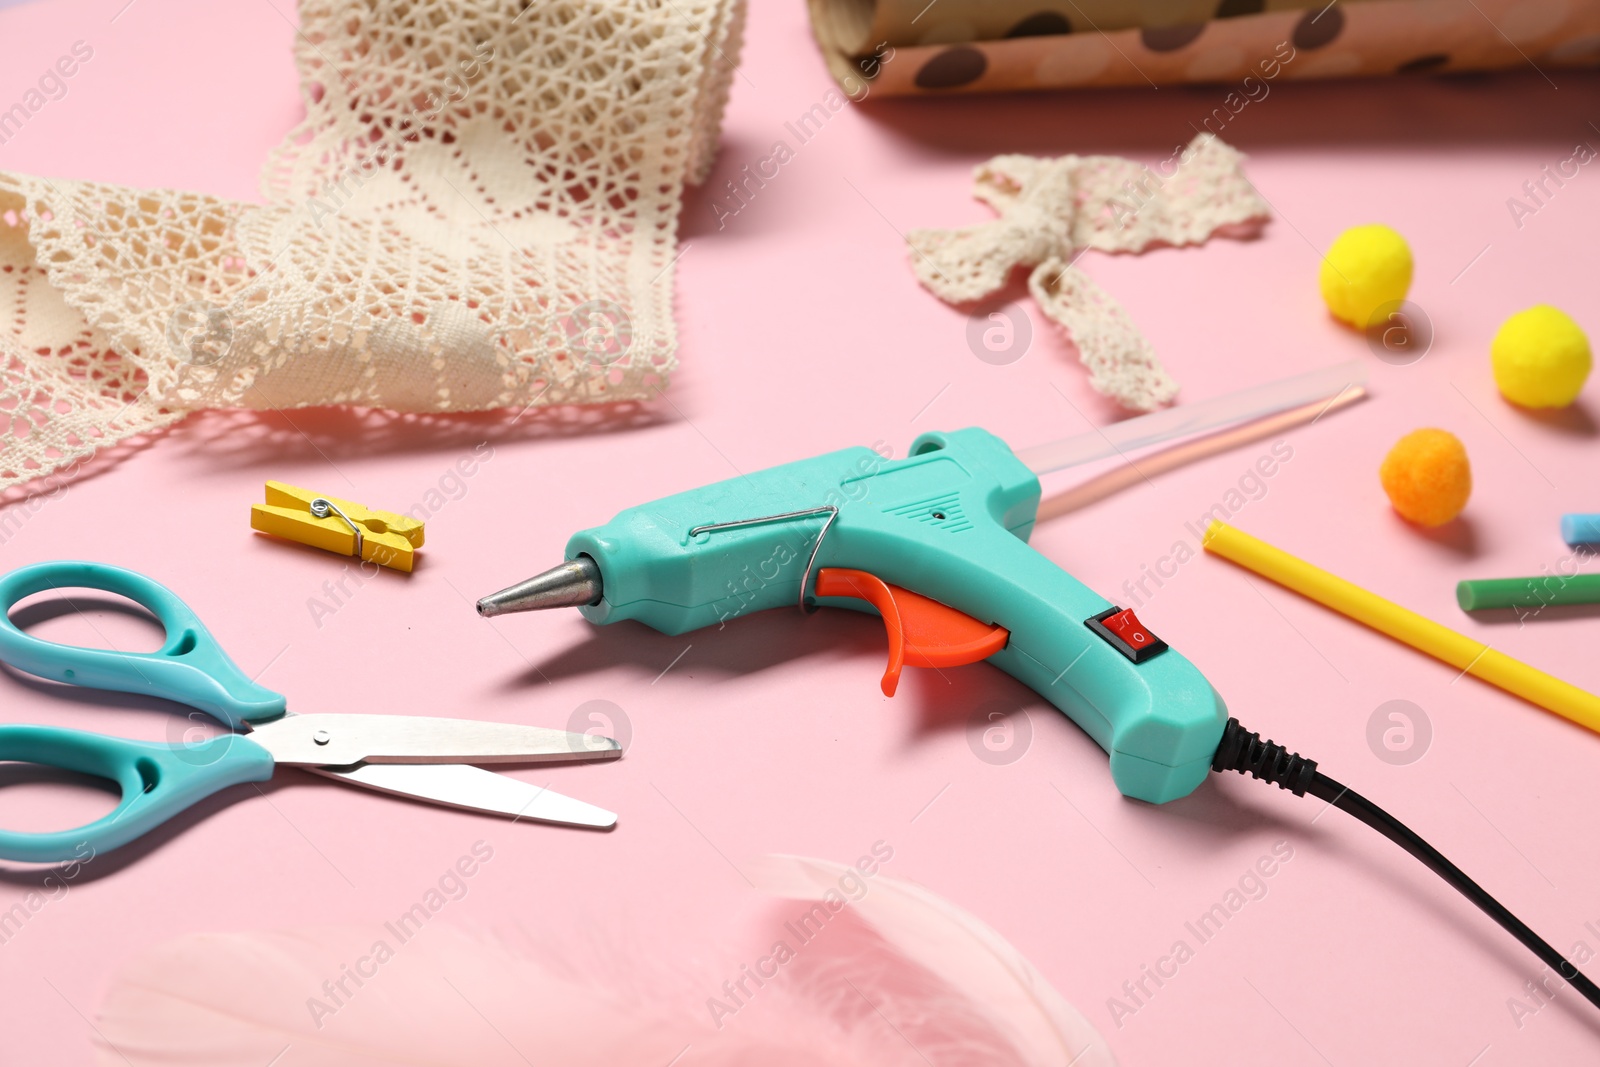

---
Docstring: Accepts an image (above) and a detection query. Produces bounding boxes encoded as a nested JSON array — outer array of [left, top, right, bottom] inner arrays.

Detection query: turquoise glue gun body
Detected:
[[558, 428, 1227, 803]]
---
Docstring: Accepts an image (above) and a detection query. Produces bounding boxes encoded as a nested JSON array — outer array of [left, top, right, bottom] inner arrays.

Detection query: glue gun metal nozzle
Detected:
[[477, 558, 603, 617]]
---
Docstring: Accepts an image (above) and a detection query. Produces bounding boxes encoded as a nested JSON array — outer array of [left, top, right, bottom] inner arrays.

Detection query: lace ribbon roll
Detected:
[[0, 0, 746, 491]]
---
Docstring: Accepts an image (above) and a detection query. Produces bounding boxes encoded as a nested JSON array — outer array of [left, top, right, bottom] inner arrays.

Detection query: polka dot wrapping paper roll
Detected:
[[807, 0, 1600, 94]]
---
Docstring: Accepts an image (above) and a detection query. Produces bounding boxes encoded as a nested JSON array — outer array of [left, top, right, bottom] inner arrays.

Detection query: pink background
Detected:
[[3, 0, 1600, 1061]]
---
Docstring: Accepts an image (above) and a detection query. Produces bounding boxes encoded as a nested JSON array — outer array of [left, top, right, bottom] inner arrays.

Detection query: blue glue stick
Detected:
[[1562, 514, 1600, 547]]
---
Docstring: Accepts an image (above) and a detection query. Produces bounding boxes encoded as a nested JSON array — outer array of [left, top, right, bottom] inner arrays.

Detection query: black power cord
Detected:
[[1212, 717, 1600, 1013]]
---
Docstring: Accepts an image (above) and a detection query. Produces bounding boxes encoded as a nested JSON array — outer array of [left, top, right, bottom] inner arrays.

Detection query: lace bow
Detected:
[[907, 134, 1270, 411]]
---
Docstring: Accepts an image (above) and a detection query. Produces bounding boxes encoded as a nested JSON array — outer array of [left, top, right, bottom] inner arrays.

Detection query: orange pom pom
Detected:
[[1379, 428, 1471, 527]]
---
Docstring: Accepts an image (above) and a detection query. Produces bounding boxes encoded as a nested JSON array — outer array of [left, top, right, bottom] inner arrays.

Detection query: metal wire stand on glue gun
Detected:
[[478, 362, 1600, 1017]]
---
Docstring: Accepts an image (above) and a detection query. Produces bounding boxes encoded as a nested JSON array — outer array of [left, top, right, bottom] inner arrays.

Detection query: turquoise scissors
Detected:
[[0, 561, 622, 863]]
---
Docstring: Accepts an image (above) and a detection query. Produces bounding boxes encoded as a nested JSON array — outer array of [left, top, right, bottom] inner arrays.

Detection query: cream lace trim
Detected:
[[0, 0, 745, 489], [908, 134, 1269, 411]]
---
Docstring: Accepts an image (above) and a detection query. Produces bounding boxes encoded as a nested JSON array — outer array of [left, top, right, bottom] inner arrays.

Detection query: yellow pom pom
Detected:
[[1380, 428, 1471, 527], [1320, 224, 1413, 329], [1491, 304, 1591, 409]]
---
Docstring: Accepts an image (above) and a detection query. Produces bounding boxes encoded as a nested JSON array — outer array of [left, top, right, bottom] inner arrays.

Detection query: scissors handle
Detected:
[[0, 725, 275, 863], [0, 562, 287, 728]]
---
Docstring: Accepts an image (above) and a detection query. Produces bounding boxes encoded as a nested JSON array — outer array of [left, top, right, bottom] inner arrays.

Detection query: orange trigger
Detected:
[[814, 567, 1009, 697]]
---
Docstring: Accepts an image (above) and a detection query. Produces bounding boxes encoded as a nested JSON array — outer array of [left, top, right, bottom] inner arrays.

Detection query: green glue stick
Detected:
[[1457, 573, 1600, 612]]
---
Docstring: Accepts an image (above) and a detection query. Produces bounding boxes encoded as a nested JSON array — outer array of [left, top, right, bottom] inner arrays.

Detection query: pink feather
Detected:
[[93, 859, 1115, 1066], [748, 855, 1117, 1067]]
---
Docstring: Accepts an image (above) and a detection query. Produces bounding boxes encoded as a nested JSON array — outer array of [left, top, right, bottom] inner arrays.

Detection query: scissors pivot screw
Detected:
[[313, 729, 332, 746]]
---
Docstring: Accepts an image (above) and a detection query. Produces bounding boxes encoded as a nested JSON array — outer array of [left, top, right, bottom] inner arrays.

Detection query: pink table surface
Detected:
[[3, 0, 1600, 1062]]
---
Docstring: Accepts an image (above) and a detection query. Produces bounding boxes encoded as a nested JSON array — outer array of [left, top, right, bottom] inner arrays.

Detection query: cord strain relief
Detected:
[[1211, 718, 1318, 796]]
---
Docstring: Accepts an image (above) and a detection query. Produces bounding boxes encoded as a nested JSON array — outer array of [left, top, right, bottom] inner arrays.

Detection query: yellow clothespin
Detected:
[[251, 481, 424, 572]]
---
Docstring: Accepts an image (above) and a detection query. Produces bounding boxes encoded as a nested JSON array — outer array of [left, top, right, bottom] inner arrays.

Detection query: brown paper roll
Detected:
[[809, 0, 1600, 93]]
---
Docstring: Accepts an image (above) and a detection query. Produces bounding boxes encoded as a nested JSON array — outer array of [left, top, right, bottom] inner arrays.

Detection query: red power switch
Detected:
[[1085, 607, 1169, 664]]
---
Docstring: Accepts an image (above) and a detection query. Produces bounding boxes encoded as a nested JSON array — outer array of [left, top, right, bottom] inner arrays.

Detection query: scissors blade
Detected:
[[308, 763, 617, 829], [249, 713, 620, 767]]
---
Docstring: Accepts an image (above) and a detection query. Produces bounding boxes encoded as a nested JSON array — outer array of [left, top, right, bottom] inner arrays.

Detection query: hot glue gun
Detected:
[[479, 427, 1223, 803], [479, 421, 1600, 1016]]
